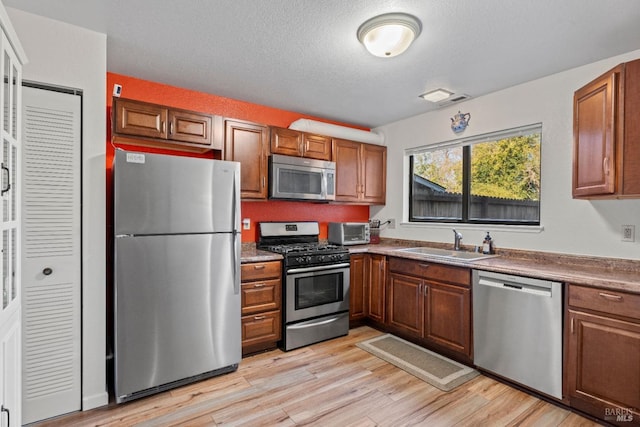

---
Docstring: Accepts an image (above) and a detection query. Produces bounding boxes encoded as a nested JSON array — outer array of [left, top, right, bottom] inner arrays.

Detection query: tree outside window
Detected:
[[409, 125, 541, 225]]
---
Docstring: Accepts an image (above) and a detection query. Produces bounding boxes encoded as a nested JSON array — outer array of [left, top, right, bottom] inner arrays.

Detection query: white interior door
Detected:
[[0, 26, 23, 427], [21, 85, 81, 424]]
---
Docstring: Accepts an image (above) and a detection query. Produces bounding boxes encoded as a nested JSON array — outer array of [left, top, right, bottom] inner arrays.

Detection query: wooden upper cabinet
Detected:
[[361, 143, 387, 204], [168, 109, 212, 145], [224, 119, 270, 199], [270, 126, 331, 160], [113, 97, 219, 152], [332, 138, 386, 204], [270, 127, 302, 157], [573, 59, 640, 198], [302, 133, 332, 160], [114, 98, 168, 139]]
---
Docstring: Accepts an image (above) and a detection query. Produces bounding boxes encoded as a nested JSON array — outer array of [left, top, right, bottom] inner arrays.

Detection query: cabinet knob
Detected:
[[43, 267, 53, 276]]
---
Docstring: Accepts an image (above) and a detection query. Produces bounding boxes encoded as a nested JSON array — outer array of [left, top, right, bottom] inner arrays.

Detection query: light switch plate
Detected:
[[242, 218, 251, 230]]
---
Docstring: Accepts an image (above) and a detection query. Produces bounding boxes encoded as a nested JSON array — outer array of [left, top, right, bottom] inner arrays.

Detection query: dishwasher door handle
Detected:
[[477, 277, 552, 297]]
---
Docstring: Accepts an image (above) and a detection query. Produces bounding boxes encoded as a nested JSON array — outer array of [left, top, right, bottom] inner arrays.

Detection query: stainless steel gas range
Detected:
[[258, 222, 350, 351]]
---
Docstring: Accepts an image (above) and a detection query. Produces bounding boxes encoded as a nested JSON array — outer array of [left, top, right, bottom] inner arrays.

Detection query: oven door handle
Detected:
[[288, 315, 344, 329], [287, 263, 350, 274]]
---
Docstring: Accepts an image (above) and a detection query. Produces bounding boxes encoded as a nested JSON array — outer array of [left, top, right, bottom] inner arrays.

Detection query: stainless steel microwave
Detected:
[[328, 222, 370, 245], [269, 154, 336, 201]]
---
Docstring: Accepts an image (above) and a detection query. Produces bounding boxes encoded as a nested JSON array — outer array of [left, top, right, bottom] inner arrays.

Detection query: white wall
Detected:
[[373, 49, 640, 261], [7, 8, 108, 409]]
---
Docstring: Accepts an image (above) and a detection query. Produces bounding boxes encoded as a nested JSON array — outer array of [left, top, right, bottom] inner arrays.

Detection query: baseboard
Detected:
[[83, 390, 109, 411]]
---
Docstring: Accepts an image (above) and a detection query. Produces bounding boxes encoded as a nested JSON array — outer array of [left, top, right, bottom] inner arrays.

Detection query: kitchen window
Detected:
[[408, 124, 541, 225]]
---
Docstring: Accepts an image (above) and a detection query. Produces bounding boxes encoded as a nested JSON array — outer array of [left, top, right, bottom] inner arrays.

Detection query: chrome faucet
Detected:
[[452, 229, 463, 251]]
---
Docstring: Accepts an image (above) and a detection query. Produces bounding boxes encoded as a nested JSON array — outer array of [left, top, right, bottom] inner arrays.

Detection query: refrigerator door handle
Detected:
[[233, 231, 240, 295], [232, 166, 241, 295]]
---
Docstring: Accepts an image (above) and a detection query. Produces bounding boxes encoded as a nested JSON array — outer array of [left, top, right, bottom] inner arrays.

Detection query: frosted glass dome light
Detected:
[[357, 13, 422, 58]]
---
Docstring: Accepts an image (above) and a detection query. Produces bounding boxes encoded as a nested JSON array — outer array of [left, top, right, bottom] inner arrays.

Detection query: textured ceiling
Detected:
[[5, 0, 640, 128]]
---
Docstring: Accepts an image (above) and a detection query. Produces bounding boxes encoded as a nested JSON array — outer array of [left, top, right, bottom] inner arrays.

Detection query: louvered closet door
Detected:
[[21, 86, 81, 424]]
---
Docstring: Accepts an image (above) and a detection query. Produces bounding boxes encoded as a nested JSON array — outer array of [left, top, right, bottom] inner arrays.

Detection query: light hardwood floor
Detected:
[[35, 327, 602, 426]]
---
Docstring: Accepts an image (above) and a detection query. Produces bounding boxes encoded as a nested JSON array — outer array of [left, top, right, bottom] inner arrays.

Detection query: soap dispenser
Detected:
[[482, 232, 493, 254]]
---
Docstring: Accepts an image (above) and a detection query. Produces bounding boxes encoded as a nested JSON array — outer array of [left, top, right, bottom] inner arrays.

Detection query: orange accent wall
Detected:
[[106, 73, 370, 242]]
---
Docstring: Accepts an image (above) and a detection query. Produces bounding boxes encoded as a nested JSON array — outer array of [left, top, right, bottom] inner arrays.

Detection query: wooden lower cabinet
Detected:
[[349, 253, 386, 325], [566, 284, 640, 425], [349, 254, 367, 323], [387, 257, 472, 361], [425, 282, 471, 356], [241, 311, 281, 350], [241, 261, 282, 355], [367, 254, 387, 324], [388, 272, 423, 337]]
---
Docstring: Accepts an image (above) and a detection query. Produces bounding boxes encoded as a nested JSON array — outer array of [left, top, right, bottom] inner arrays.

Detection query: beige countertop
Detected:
[[241, 240, 640, 294], [241, 246, 283, 263], [350, 241, 640, 294]]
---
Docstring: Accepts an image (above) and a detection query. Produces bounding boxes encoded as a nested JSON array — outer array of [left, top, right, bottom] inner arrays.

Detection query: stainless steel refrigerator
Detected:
[[113, 149, 241, 403]]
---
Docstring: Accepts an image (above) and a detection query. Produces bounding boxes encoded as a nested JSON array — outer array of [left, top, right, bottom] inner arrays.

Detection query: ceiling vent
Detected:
[[437, 93, 471, 108]]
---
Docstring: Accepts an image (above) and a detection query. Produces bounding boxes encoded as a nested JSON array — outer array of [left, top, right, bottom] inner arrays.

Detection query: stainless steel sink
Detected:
[[395, 247, 498, 261]]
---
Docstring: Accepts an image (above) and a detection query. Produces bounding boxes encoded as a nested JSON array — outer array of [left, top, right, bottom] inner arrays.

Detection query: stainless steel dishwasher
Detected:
[[472, 270, 563, 399]]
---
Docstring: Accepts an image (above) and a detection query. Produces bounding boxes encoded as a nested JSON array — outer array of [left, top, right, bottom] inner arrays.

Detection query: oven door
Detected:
[[285, 263, 350, 323]]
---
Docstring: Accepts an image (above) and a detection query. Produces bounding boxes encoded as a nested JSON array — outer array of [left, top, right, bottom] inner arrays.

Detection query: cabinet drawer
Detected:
[[241, 261, 281, 281], [388, 257, 470, 286], [241, 311, 281, 346], [569, 285, 640, 320], [241, 279, 281, 315]]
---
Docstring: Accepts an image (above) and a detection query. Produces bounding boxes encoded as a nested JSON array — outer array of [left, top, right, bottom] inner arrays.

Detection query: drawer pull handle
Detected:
[[418, 264, 430, 269], [253, 265, 266, 270], [253, 315, 266, 320], [598, 292, 623, 301], [253, 283, 265, 288]]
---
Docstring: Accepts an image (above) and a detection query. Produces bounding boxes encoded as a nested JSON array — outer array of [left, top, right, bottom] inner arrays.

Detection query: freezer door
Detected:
[[114, 149, 240, 235], [114, 233, 241, 401]]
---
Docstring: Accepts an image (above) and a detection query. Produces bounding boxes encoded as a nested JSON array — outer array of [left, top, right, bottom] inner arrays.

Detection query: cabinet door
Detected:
[[303, 133, 331, 160], [567, 310, 640, 422], [367, 254, 386, 323], [241, 279, 281, 315], [225, 119, 269, 199], [168, 110, 212, 146], [332, 138, 361, 202], [425, 282, 471, 357], [242, 311, 281, 349], [388, 272, 423, 337], [361, 143, 386, 204], [114, 98, 168, 139], [0, 312, 20, 427], [349, 254, 366, 321], [573, 66, 621, 197], [270, 126, 302, 157]]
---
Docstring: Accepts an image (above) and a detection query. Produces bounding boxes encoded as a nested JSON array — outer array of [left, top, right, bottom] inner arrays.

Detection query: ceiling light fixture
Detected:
[[357, 13, 422, 58], [419, 89, 453, 102]]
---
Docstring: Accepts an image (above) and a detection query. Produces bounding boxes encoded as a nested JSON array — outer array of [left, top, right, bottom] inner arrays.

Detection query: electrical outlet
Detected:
[[621, 225, 635, 242], [388, 218, 396, 229], [242, 218, 251, 230]]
